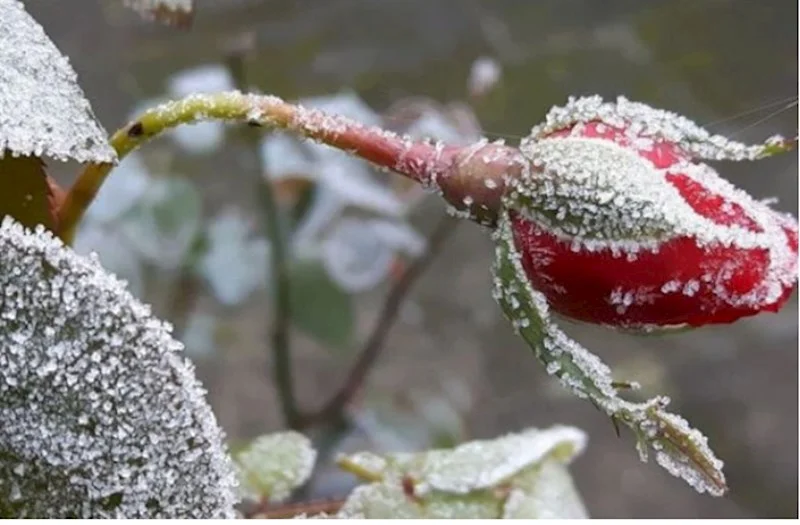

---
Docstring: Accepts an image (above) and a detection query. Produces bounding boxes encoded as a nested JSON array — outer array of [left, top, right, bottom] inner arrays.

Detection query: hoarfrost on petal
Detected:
[[0, 217, 237, 518], [0, 0, 115, 163], [236, 432, 317, 504]]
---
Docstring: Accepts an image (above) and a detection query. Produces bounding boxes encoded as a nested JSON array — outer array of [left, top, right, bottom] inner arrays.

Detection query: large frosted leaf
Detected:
[[336, 426, 588, 519], [0, 0, 115, 163], [0, 217, 236, 518]]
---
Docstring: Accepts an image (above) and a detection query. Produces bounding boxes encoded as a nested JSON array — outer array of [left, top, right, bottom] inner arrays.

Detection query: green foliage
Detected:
[[288, 258, 355, 351]]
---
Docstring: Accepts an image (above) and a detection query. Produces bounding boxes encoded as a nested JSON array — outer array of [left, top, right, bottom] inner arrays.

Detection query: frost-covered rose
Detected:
[[505, 96, 797, 331]]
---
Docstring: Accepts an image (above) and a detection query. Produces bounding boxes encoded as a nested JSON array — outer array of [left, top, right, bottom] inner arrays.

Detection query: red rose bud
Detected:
[[503, 96, 797, 331]]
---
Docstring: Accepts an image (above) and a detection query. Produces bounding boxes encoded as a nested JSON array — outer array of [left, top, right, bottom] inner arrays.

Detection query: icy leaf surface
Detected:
[[336, 426, 588, 519], [0, 217, 236, 518], [528, 95, 790, 162], [123, 0, 193, 26], [0, 0, 115, 163], [491, 212, 727, 496], [236, 432, 317, 503]]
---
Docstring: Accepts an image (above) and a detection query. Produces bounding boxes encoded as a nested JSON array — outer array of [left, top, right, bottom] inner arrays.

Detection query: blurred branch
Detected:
[[301, 214, 459, 429], [226, 48, 302, 429]]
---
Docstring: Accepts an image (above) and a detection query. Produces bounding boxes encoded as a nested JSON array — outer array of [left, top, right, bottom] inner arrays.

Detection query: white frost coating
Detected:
[[491, 213, 726, 496], [528, 95, 786, 161], [236, 432, 317, 504], [413, 426, 586, 494], [0, 217, 237, 518], [337, 426, 588, 519], [0, 0, 115, 163], [514, 116, 797, 312]]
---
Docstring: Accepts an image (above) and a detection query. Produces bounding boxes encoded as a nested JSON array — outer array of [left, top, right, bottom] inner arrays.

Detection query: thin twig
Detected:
[[301, 214, 459, 428], [226, 51, 302, 429]]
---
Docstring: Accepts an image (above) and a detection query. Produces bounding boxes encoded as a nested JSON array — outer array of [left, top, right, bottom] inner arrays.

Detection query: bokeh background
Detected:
[[32, 0, 797, 518]]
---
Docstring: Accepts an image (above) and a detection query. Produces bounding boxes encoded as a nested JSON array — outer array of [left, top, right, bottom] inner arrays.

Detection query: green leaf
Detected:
[[235, 432, 317, 504], [490, 211, 727, 497], [335, 426, 588, 519], [0, 155, 56, 231], [289, 258, 354, 350]]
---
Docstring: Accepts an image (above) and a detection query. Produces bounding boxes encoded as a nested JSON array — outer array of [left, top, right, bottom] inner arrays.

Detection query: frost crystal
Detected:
[[236, 432, 317, 504], [0, 217, 237, 518], [0, 0, 115, 163]]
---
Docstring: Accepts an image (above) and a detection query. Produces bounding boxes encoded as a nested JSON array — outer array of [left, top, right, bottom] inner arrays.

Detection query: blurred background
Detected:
[[30, 0, 797, 518]]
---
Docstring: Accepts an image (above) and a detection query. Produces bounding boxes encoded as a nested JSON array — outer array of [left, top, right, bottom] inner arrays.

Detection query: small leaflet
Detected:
[[0, 0, 115, 163], [235, 432, 317, 504], [490, 212, 727, 496]]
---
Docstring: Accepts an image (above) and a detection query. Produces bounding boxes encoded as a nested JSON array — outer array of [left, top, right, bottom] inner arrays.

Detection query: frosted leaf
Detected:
[[236, 432, 317, 504], [72, 223, 145, 297], [0, 217, 236, 518], [336, 426, 588, 519], [123, 0, 193, 26], [0, 0, 115, 163], [84, 154, 151, 224], [321, 218, 396, 293], [120, 177, 202, 270], [319, 217, 424, 293], [338, 482, 499, 519], [528, 95, 790, 162], [196, 208, 269, 306], [408, 426, 586, 494], [318, 158, 405, 217], [491, 212, 727, 496], [501, 461, 587, 519]]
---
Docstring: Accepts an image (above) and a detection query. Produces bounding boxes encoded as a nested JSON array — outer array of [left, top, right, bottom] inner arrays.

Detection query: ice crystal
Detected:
[[0, 0, 115, 163], [491, 213, 727, 496], [0, 217, 237, 518], [236, 432, 317, 504]]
